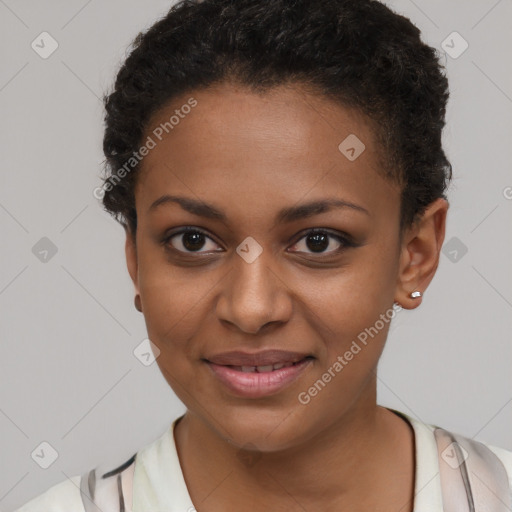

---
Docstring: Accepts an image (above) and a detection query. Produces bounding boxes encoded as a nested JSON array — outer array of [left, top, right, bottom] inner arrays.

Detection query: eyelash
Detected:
[[161, 226, 357, 257]]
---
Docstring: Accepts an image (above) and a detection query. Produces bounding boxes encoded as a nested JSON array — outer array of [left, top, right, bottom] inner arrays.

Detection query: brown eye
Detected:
[[289, 229, 355, 255], [164, 228, 222, 254]]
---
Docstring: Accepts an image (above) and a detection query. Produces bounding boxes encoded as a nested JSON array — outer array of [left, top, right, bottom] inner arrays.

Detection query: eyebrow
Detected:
[[147, 194, 370, 223]]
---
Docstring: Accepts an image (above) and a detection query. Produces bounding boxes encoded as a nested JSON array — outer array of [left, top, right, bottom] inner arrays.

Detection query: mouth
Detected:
[[204, 349, 314, 367], [203, 352, 315, 398], [222, 358, 314, 373]]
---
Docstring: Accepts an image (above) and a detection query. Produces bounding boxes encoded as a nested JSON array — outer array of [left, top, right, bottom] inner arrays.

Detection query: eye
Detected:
[[163, 227, 222, 254], [162, 227, 356, 256], [288, 228, 354, 255]]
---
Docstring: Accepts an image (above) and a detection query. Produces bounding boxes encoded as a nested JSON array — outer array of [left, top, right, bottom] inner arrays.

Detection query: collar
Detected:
[[132, 407, 443, 511], [387, 407, 443, 510]]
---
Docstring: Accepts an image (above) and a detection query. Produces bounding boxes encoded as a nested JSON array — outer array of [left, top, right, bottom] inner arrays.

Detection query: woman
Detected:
[[15, 0, 512, 510]]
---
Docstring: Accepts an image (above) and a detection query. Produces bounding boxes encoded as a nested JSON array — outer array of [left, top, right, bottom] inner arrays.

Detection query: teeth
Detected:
[[235, 360, 303, 372]]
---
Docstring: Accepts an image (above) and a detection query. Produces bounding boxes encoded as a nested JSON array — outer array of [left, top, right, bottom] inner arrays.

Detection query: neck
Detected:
[[173, 386, 414, 510]]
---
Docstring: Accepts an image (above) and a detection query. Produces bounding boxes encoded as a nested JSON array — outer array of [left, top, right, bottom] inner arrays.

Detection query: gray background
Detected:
[[1, 0, 511, 510]]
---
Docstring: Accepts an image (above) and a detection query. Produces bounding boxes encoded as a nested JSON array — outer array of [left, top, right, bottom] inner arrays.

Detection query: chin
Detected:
[[206, 402, 315, 453]]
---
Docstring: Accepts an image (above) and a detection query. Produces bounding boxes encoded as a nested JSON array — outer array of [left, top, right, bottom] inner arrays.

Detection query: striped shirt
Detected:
[[14, 408, 512, 511]]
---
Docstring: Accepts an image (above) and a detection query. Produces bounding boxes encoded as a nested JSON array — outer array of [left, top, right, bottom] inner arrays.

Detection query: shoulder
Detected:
[[13, 452, 137, 512], [389, 406, 512, 506], [13, 475, 85, 512], [424, 414, 512, 489], [486, 442, 512, 489], [429, 418, 512, 503], [486, 442, 512, 466]]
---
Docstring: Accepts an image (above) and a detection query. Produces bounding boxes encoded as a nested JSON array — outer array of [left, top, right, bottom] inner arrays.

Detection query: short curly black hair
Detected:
[[100, 0, 452, 238]]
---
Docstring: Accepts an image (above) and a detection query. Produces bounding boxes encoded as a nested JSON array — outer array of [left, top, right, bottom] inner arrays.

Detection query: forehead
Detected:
[[135, 82, 399, 222]]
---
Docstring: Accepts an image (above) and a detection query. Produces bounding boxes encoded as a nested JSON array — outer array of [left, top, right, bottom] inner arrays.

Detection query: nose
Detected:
[[216, 251, 293, 335]]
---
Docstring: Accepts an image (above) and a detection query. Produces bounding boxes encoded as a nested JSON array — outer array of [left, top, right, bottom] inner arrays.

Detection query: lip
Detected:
[[204, 352, 314, 398], [205, 349, 312, 367]]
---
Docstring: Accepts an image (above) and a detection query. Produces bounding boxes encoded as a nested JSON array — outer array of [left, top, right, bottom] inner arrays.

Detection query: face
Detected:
[[127, 81, 410, 451]]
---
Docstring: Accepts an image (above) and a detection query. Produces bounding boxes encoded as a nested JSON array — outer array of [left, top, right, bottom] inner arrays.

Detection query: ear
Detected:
[[395, 198, 449, 309], [125, 226, 139, 295]]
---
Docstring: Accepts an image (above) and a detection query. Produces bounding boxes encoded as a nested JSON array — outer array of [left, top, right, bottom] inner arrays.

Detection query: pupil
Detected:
[[307, 233, 328, 252], [181, 232, 330, 252], [183, 232, 205, 251]]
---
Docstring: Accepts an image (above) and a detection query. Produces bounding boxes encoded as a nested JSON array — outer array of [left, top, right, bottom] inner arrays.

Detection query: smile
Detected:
[[205, 356, 314, 398], [230, 360, 306, 372]]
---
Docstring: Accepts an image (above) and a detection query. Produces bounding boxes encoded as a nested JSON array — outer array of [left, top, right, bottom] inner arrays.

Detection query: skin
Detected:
[[125, 81, 448, 511]]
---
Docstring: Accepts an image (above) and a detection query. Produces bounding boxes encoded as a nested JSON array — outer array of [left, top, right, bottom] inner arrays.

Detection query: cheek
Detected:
[[134, 243, 231, 373], [309, 286, 391, 382], [304, 252, 396, 336], [137, 250, 218, 350], [301, 243, 397, 371], [295, 294, 393, 427]]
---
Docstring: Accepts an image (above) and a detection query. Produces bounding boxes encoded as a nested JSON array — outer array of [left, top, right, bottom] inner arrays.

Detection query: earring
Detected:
[[410, 291, 422, 298], [134, 294, 142, 312]]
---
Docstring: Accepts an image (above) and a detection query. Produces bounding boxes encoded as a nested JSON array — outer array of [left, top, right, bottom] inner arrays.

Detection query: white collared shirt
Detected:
[[14, 408, 512, 511]]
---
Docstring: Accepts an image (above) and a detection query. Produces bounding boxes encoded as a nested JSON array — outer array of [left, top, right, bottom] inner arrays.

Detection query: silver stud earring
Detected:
[[410, 291, 422, 298]]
